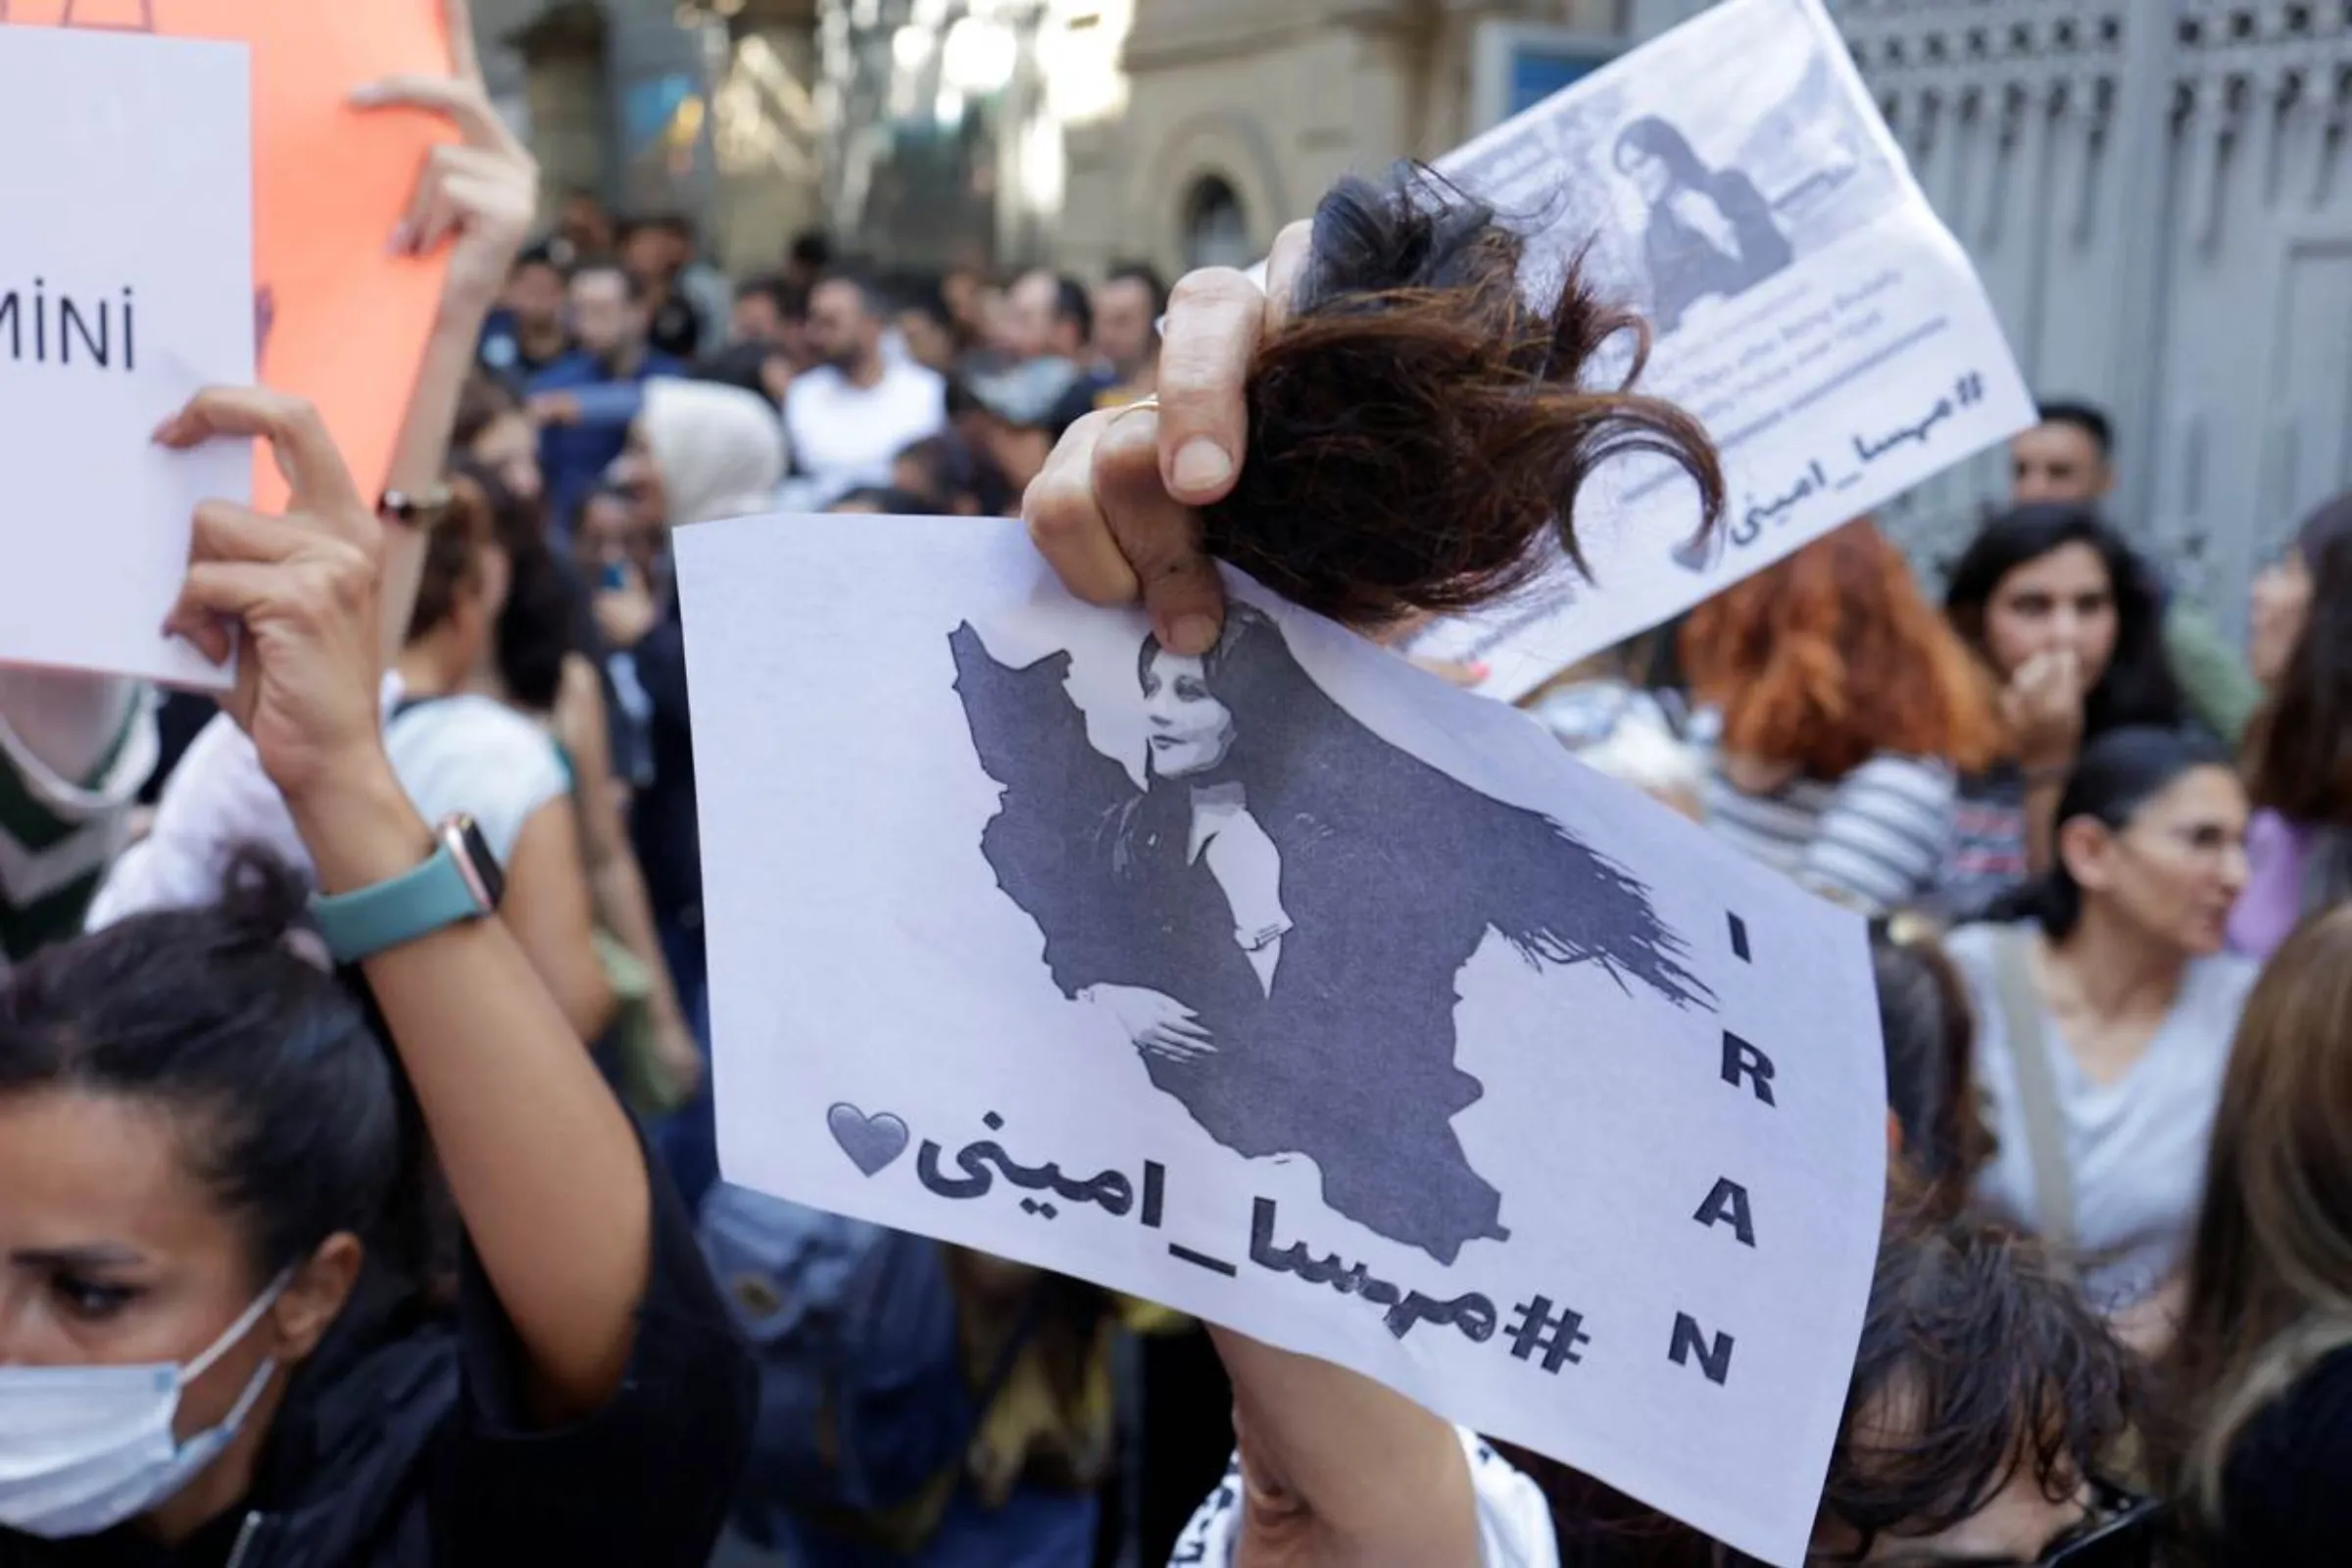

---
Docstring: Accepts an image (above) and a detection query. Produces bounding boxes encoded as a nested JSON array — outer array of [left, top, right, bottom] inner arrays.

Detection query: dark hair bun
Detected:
[[1200, 163, 1724, 626]]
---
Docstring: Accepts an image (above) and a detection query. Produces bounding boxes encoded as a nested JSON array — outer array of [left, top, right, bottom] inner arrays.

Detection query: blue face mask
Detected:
[[0, 1271, 291, 1540]]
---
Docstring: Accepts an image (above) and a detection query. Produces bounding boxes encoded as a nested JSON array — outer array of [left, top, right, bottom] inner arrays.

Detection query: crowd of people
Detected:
[[7, 10, 2352, 1565]]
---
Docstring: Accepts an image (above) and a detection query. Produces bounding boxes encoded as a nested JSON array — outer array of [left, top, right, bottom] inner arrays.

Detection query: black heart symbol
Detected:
[[827, 1102, 910, 1177]]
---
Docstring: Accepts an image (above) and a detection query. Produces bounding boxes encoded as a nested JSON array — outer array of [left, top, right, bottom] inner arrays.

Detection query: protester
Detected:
[[1936, 504, 2189, 919], [1680, 518, 2001, 913], [704, 1188, 1126, 1566], [784, 228, 835, 293], [894, 276, 963, 375], [729, 274, 791, 347], [1871, 921, 1992, 1218], [452, 371, 544, 506], [0, 372, 754, 1563], [390, 477, 614, 1042], [2162, 903, 2352, 1563], [890, 433, 979, 514], [2230, 493, 2352, 960], [474, 242, 570, 390], [1947, 726, 2253, 1348], [1004, 270, 1095, 366], [829, 485, 944, 516], [527, 260, 688, 528], [1092, 263, 1167, 403], [592, 379, 788, 1211], [962, 359, 1102, 508], [1171, 1200, 2145, 1567], [783, 271, 949, 507], [2008, 400, 2258, 743], [464, 468, 703, 1109], [81, 11, 548, 949], [0, 670, 155, 971], [621, 215, 710, 363], [552, 185, 614, 268]]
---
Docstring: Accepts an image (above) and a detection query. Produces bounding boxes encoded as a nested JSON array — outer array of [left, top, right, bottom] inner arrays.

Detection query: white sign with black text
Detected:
[[1395, 0, 2032, 700], [0, 25, 253, 688], [682, 515, 1886, 1566]]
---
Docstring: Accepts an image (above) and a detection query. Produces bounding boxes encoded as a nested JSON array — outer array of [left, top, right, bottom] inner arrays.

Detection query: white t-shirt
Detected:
[[1948, 920, 2257, 1309], [783, 359, 947, 505], [88, 680, 567, 927], [1172, 1429, 1559, 1568]]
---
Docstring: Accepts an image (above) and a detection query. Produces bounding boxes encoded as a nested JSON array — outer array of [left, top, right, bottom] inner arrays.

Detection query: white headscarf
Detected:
[[638, 377, 788, 526]]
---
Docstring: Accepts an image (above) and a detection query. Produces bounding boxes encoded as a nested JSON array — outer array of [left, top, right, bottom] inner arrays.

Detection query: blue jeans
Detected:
[[657, 913, 721, 1216]]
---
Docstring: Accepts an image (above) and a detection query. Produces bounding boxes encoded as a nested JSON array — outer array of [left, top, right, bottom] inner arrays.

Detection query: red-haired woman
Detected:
[[1681, 519, 2004, 915]]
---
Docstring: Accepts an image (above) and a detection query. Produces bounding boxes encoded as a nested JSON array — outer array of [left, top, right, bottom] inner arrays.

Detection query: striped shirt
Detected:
[[1702, 752, 1957, 915]]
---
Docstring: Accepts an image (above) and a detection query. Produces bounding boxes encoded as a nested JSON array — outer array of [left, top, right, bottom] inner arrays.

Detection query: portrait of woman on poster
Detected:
[[948, 605, 1708, 1270], [1613, 114, 1793, 336]]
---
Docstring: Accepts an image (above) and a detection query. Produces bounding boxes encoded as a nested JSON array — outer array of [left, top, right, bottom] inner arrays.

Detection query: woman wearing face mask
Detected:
[[0, 388, 754, 1564], [1945, 726, 2253, 1352], [2229, 494, 2352, 961], [1936, 506, 2189, 920]]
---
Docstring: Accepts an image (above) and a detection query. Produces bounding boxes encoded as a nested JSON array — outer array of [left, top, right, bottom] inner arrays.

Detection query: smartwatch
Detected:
[[311, 814, 506, 964]]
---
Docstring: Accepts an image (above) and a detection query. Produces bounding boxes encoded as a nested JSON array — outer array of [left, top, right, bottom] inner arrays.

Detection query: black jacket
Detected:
[[6, 1161, 756, 1568], [2208, 1345, 2352, 1565]]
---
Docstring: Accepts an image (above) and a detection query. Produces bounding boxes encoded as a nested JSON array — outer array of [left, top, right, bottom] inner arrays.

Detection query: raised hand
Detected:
[[351, 0, 538, 313], [1023, 221, 1313, 657], [156, 388, 389, 811], [2002, 647, 2086, 774]]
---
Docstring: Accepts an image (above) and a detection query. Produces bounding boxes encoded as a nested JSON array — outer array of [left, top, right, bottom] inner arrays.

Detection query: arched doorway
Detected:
[[1182, 174, 1253, 270]]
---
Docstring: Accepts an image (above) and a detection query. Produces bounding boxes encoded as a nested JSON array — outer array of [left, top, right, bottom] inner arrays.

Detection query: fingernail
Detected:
[[1166, 613, 1220, 657], [1170, 438, 1233, 496], [348, 81, 385, 105], [1468, 662, 1492, 681], [387, 221, 416, 255]]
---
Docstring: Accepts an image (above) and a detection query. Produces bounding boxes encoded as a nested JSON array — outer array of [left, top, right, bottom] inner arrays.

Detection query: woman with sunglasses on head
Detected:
[[2162, 904, 2352, 1564], [1944, 728, 2253, 1354], [0, 386, 755, 1566]]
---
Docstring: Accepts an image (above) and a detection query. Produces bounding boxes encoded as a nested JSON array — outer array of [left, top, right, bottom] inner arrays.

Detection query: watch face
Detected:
[[446, 814, 508, 912]]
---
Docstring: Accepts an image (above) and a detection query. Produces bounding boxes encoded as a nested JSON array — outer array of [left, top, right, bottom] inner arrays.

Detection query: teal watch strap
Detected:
[[311, 821, 497, 964]]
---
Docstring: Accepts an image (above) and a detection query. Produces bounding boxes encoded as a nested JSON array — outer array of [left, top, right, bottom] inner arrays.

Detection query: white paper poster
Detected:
[[1391, 0, 2032, 700], [682, 515, 1886, 1565], [0, 25, 253, 688]]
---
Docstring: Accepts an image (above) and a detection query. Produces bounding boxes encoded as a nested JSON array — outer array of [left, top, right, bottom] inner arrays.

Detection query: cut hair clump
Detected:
[[1200, 163, 1724, 626]]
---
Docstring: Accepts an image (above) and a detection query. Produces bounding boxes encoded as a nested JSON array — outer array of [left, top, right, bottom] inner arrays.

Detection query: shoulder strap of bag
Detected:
[[1993, 926, 2078, 1259]]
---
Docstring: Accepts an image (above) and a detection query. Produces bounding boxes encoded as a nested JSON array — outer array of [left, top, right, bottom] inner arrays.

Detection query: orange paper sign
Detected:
[[0, 0, 454, 506]]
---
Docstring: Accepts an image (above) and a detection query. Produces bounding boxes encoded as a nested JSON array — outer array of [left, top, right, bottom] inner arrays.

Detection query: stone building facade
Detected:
[[467, 0, 1624, 279], [1057, 0, 1620, 278], [467, 0, 823, 277]]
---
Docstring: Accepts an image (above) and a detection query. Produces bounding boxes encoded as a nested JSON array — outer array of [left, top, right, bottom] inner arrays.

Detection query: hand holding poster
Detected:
[[681, 516, 1887, 1565], [0, 0, 455, 510], [1397, 0, 2034, 699], [0, 24, 250, 686]]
